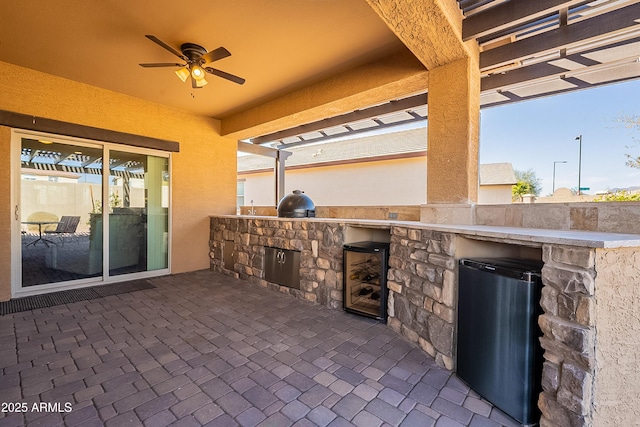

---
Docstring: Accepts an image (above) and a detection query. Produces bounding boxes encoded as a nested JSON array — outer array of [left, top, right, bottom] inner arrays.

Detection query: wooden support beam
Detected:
[[480, 3, 640, 71]]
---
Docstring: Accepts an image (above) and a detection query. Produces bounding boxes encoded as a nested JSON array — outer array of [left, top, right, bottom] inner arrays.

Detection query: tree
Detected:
[[512, 169, 542, 201], [616, 114, 640, 168]]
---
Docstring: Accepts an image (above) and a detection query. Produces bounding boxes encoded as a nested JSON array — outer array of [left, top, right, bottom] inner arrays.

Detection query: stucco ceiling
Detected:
[[0, 0, 404, 119]]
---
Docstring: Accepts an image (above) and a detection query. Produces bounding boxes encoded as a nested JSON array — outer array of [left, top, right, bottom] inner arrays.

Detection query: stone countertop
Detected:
[[212, 215, 640, 249]]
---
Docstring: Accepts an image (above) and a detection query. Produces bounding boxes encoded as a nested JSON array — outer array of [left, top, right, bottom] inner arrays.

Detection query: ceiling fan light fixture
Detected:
[[175, 67, 190, 83], [141, 36, 245, 89], [191, 65, 206, 81]]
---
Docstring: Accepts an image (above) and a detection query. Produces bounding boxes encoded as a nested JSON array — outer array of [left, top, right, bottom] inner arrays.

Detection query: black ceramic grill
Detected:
[[277, 189, 315, 218]]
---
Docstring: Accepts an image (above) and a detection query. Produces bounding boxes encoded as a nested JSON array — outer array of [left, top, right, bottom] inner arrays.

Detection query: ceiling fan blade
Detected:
[[145, 35, 186, 61], [139, 62, 184, 68], [200, 47, 231, 64], [205, 67, 246, 85]]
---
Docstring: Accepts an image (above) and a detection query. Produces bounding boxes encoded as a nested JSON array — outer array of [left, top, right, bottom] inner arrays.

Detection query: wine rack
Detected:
[[343, 241, 389, 322]]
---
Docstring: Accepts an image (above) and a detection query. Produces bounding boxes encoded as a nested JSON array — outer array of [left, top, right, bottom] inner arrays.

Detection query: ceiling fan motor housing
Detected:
[[181, 43, 208, 63]]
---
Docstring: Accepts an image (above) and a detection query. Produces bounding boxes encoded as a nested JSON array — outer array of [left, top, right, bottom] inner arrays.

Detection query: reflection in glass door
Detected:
[[20, 138, 104, 287], [17, 134, 170, 292], [108, 151, 169, 276]]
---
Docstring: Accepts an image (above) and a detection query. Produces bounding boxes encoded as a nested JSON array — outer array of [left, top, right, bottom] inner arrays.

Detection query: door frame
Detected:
[[11, 129, 172, 298]]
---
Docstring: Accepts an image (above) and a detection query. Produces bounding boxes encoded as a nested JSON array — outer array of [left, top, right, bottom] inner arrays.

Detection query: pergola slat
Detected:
[[481, 36, 640, 91], [479, 2, 640, 71], [250, 93, 427, 145], [463, 0, 587, 41]]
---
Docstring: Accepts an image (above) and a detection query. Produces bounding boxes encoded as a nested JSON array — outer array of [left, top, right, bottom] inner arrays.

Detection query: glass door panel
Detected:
[[108, 151, 168, 276], [17, 133, 170, 293], [20, 138, 103, 287]]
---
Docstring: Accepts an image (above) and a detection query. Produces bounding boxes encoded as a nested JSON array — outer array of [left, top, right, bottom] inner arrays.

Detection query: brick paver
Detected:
[[0, 270, 519, 426]]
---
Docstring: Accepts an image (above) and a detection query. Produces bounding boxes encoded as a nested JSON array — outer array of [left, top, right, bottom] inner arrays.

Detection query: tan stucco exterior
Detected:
[[365, 0, 473, 70], [242, 157, 428, 207], [0, 61, 237, 300], [427, 57, 480, 204], [592, 248, 640, 426], [0, 126, 11, 301], [365, 0, 480, 205], [478, 185, 514, 204]]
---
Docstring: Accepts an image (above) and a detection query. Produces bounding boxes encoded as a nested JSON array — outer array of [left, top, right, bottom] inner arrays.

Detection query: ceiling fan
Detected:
[[139, 35, 245, 88]]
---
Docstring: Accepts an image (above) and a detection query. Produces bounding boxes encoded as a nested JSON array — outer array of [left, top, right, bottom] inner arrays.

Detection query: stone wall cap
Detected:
[[211, 215, 640, 248]]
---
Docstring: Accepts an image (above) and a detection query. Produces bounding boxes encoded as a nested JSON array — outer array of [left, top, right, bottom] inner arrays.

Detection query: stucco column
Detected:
[[422, 56, 480, 223]]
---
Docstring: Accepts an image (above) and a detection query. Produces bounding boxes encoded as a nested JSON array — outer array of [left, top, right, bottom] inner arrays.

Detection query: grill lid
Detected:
[[277, 189, 315, 217]]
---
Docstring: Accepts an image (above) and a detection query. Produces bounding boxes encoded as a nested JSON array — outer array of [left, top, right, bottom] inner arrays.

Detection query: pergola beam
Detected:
[[237, 141, 290, 159], [250, 93, 427, 145], [276, 115, 427, 149], [463, 0, 588, 41], [480, 2, 640, 71], [483, 65, 640, 108], [481, 36, 640, 91], [220, 48, 428, 141]]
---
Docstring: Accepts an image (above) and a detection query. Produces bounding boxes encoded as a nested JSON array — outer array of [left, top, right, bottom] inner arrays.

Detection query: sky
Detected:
[[479, 79, 640, 196]]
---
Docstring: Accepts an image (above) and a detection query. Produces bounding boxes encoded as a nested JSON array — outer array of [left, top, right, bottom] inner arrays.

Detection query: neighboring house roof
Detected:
[[238, 127, 427, 172], [479, 163, 517, 186], [239, 128, 516, 187]]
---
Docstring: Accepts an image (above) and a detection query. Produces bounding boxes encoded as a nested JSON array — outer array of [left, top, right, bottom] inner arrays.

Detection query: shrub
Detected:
[[594, 191, 640, 202]]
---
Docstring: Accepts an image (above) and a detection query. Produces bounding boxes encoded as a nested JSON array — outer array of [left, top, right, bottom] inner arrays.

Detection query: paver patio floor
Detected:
[[0, 270, 520, 426]]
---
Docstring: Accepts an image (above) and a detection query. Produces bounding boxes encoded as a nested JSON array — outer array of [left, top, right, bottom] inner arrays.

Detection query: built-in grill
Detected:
[[277, 189, 315, 218]]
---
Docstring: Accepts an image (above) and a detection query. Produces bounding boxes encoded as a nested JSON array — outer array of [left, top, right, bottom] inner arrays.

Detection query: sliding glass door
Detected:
[[108, 150, 169, 276], [15, 132, 170, 294]]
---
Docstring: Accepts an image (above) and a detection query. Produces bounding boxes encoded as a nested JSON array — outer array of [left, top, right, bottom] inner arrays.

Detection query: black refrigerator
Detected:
[[457, 258, 544, 426]]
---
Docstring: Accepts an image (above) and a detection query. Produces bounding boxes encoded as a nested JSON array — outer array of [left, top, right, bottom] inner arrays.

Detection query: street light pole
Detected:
[[553, 160, 567, 194], [575, 135, 583, 196]]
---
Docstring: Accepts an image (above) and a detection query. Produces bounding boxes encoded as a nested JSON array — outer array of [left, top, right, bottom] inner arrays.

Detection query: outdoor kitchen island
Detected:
[[210, 215, 640, 427]]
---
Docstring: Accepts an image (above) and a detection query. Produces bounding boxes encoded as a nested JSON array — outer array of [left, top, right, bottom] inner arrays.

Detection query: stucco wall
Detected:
[[0, 61, 237, 299], [0, 127, 11, 301], [478, 185, 513, 204], [242, 157, 428, 207], [592, 248, 640, 425]]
